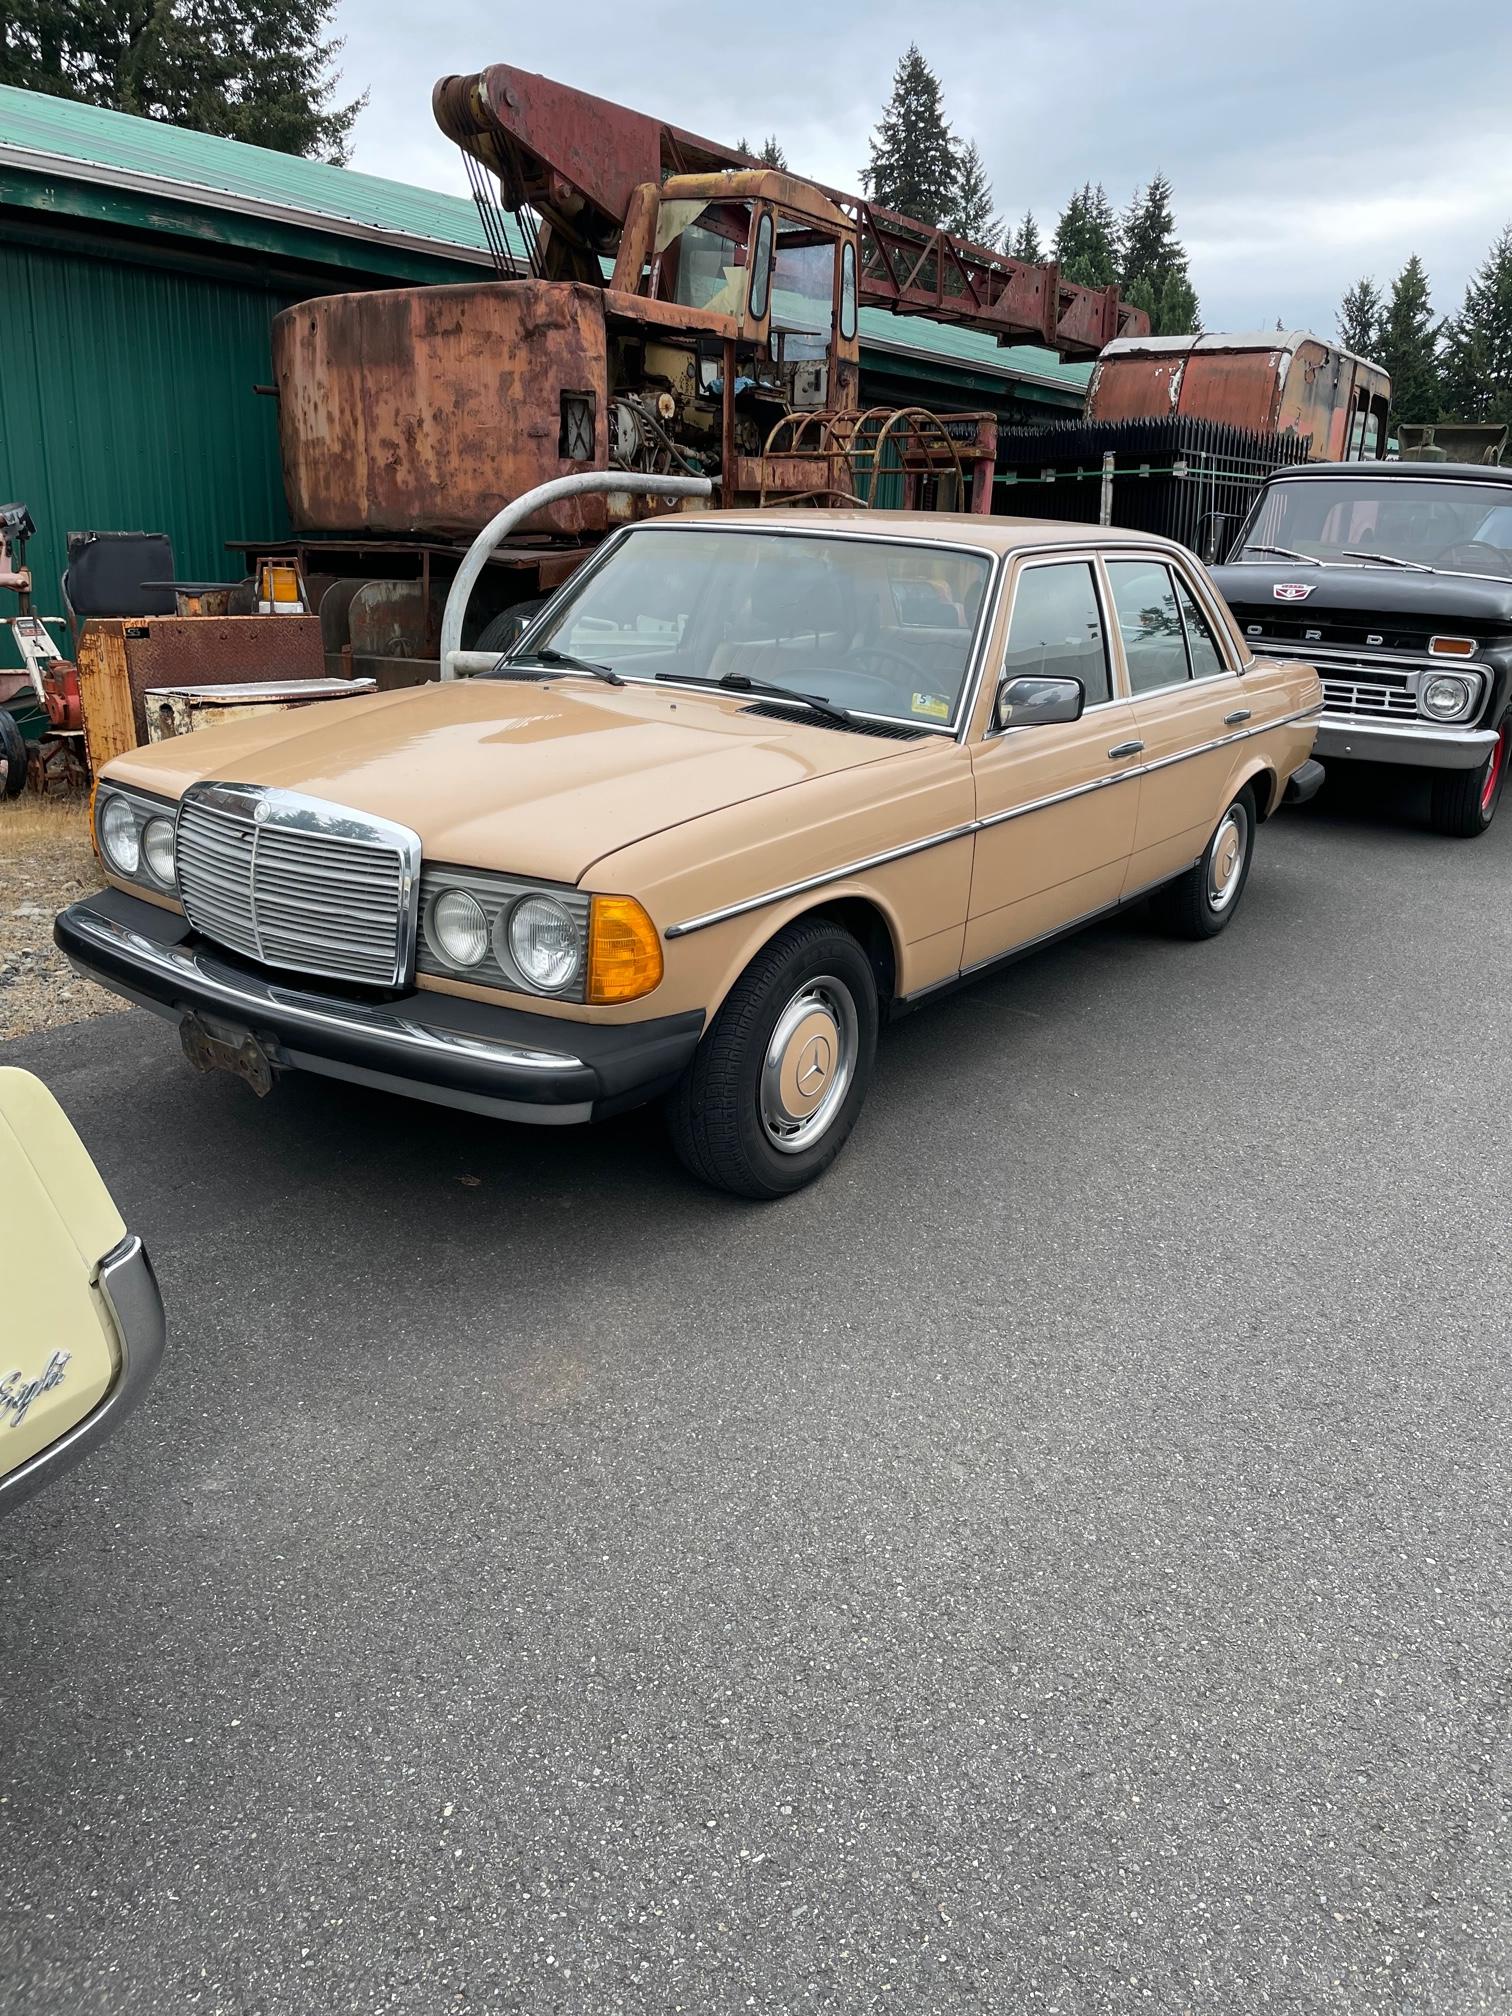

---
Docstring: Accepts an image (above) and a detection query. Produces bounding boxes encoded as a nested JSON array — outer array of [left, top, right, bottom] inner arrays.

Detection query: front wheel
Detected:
[[0, 710, 26, 799], [1151, 785, 1257, 939], [1429, 715, 1509, 838], [668, 918, 879, 1198]]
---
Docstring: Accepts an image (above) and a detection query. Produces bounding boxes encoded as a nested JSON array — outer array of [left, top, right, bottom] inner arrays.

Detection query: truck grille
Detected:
[[1320, 675, 1419, 720], [176, 783, 419, 988]]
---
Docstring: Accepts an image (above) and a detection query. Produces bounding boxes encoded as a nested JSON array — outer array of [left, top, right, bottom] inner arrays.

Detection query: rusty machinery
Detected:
[[269, 65, 1146, 666]]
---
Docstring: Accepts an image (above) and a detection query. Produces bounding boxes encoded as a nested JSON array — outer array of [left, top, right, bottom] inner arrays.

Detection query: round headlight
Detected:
[[142, 816, 176, 887], [427, 888, 489, 968], [98, 794, 140, 876], [506, 895, 582, 992], [1421, 674, 1473, 721]]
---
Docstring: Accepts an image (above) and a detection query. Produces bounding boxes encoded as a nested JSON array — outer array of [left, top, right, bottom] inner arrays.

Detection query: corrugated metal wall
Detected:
[[0, 239, 297, 668]]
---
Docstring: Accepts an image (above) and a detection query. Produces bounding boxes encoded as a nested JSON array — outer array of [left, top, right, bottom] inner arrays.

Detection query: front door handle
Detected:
[[1225, 708, 1252, 726], [1107, 740, 1144, 760]]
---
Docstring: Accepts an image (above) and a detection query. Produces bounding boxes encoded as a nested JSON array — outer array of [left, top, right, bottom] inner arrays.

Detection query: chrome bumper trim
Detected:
[[62, 910, 584, 1072], [0, 1235, 165, 1514], [1312, 714, 1497, 771]]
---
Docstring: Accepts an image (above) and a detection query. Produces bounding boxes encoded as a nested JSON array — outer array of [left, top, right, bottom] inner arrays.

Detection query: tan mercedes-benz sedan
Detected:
[[57, 513, 1322, 1197]]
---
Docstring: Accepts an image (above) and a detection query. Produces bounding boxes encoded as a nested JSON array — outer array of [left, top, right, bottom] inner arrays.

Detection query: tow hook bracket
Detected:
[[178, 1013, 278, 1097]]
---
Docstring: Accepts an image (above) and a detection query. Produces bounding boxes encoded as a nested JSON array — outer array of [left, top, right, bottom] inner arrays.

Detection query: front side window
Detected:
[[1001, 562, 1110, 707], [516, 527, 992, 728], [1105, 560, 1188, 694], [771, 220, 836, 362]]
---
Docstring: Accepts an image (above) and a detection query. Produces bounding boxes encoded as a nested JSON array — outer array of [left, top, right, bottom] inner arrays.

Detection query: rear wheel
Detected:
[[1429, 714, 1509, 837], [1151, 785, 1257, 939], [668, 918, 878, 1198], [0, 710, 26, 799]]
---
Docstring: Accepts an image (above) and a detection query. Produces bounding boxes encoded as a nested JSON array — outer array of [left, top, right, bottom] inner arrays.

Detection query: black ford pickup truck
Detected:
[[1211, 460, 1512, 836]]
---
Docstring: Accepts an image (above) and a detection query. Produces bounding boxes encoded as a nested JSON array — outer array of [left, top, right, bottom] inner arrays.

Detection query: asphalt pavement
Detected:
[[2, 769, 1509, 2015]]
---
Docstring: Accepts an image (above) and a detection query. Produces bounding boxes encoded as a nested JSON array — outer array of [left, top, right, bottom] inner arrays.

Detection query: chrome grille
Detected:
[[1320, 675, 1419, 720], [176, 783, 420, 988]]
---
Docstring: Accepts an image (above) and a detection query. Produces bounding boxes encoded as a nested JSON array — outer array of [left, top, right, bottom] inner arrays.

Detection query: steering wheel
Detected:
[[1435, 541, 1506, 572], [839, 643, 928, 688]]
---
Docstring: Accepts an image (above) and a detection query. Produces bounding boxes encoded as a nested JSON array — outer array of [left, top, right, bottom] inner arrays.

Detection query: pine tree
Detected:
[[1009, 210, 1043, 263], [736, 135, 789, 170], [1440, 226, 1512, 428], [1118, 173, 1200, 335], [1337, 276, 1385, 358], [0, 0, 364, 162], [861, 44, 958, 225], [1053, 182, 1118, 289], [949, 138, 1001, 245], [1377, 255, 1442, 425]]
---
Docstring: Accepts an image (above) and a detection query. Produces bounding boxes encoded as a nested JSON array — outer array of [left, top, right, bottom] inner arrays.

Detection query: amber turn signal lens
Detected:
[[1429, 635, 1476, 657], [587, 895, 663, 1004]]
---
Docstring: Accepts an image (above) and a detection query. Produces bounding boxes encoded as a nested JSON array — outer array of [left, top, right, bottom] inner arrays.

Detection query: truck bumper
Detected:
[[56, 889, 703, 1126], [1313, 714, 1498, 771]]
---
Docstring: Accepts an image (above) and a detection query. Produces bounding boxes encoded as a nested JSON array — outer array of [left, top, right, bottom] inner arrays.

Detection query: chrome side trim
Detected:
[[62, 911, 585, 1070], [0, 1235, 165, 1515], [663, 824, 979, 939], [663, 701, 1325, 938]]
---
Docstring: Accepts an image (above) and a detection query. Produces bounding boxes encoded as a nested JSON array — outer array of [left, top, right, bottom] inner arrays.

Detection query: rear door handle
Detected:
[[1225, 709, 1252, 726], [1107, 740, 1144, 760]]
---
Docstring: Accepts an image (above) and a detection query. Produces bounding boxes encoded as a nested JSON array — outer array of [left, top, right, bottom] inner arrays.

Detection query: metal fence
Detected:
[[992, 417, 1314, 560]]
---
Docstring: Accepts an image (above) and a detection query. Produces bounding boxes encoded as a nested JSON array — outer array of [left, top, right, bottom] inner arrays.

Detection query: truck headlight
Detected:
[[426, 888, 489, 968], [141, 816, 177, 888], [506, 895, 583, 992], [98, 793, 142, 877], [1421, 673, 1475, 722]]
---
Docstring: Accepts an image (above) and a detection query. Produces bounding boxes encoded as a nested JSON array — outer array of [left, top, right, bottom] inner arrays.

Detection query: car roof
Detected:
[[641, 509, 1186, 556], [1269, 460, 1512, 484]]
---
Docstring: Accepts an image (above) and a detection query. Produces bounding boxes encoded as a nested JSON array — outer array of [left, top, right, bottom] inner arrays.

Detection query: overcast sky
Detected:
[[334, 0, 1512, 341]]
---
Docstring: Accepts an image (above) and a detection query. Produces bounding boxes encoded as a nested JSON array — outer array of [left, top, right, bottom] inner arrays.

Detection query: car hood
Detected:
[[106, 678, 917, 883], [1212, 558, 1512, 636]]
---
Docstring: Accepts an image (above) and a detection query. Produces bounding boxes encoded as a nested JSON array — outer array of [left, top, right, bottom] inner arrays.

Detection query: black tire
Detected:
[[1429, 715, 1509, 838], [668, 917, 879, 1199], [1151, 784, 1257, 940], [0, 709, 26, 799], [473, 599, 548, 656]]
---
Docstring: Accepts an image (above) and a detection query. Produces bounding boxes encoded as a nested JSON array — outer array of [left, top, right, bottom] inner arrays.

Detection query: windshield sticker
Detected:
[[910, 692, 951, 720]]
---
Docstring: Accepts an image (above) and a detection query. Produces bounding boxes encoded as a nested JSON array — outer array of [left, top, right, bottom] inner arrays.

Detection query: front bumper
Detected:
[[56, 889, 704, 1126], [0, 1234, 164, 1515], [1313, 714, 1498, 771]]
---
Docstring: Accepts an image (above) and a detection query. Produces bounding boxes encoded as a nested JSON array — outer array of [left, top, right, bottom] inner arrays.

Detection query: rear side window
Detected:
[[1174, 575, 1229, 678], [1002, 561, 1110, 706], [1105, 560, 1188, 694]]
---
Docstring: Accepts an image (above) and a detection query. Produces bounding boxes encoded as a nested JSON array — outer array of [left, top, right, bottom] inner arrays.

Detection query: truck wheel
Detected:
[[474, 599, 548, 656], [0, 710, 26, 798], [1151, 785, 1256, 940], [1429, 716, 1509, 838], [668, 918, 879, 1199]]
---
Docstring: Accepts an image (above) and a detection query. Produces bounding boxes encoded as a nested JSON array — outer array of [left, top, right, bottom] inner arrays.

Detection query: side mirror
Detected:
[[994, 674, 1085, 734]]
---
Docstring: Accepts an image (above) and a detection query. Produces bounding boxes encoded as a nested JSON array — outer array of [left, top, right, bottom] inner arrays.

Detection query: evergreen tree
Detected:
[[1337, 276, 1385, 358], [1377, 255, 1442, 425], [949, 138, 1002, 245], [736, 134, 789, 170], [1053, 182, 1119, 289], [1118, 172, 1200, 334], [861, 44, 958, 225], [1440, 226, 1512, 428], [0, 0, 364, 162], [1009, 210, 1043, 263]]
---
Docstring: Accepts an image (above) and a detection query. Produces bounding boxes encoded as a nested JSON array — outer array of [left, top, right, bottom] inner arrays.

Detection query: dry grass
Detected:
[[0, 792, 120, 1040]]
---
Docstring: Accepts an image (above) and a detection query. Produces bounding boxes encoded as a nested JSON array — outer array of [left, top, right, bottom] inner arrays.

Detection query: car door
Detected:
[[1102, 553, 1249, 894], [964, 553, 1141, 970]]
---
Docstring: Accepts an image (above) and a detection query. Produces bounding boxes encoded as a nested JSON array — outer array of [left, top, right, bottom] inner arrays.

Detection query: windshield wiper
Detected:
[[655, 670, 855, 730], [1246, 544, 1321, 565], [1341, 550, 1432, 573], [507, 646, 624, 685]]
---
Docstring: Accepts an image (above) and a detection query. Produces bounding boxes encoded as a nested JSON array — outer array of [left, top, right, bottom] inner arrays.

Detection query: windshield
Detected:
[[514, 527, 993, 729], [1235, 477, 1512, 578]]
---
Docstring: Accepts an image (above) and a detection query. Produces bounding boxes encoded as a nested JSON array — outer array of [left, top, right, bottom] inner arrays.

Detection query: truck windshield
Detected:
[[1236, 477, 1512, 579], [515, 526, 992, 729]]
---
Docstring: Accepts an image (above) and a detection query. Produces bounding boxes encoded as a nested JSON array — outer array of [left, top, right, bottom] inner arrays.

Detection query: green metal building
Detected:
[[0, 85, 1090, 669]]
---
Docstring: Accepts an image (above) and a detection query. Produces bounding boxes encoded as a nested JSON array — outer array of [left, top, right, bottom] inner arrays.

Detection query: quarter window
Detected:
[[1105, 560, 1188, 694], [1001, 561, 1110, 708]]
